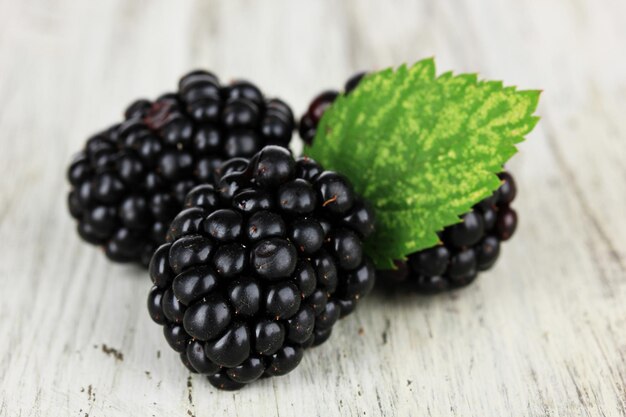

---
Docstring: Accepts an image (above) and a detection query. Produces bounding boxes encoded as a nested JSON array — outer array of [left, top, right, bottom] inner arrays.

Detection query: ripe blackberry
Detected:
[[67, 70, 295, 265], [147, 146, 376, 389], [300, 75, 519, 293], [298, 72, 366, 145], [378, 172, 518, 293]]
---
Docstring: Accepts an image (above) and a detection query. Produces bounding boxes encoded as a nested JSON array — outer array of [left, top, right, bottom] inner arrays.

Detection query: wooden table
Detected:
[[1, 0, 624, 415]]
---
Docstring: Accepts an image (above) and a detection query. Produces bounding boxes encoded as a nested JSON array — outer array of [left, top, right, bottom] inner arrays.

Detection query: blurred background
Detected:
[[0, 1, 624, 416]]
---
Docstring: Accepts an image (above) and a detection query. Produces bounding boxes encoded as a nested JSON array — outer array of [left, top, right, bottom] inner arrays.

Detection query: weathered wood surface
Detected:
[[0, 0, 625, 416]]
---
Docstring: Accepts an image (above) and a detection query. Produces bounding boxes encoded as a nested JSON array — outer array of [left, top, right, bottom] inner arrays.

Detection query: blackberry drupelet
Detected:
[[67, 70, 295, 266], [148, 146, 376, 390], [300, 75, 518, 293]]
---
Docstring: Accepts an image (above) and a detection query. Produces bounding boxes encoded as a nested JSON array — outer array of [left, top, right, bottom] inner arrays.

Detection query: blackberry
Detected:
[[379, 172, 518, 293], [298, 72, 366, 144], [300, 75, 519, 293], [67, 70, 295, 266], [147, 146, 376, 389]]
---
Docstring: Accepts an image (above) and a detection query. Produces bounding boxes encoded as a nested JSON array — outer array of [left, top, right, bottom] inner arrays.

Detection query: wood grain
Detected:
[[0, 0, 624, 416]]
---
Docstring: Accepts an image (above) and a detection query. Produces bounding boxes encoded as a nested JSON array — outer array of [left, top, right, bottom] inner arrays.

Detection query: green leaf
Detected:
[[305, 58, 540, 269]]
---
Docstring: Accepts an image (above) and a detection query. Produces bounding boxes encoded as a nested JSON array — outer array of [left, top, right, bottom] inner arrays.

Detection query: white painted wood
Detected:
[[0, 0, 624, 416]]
